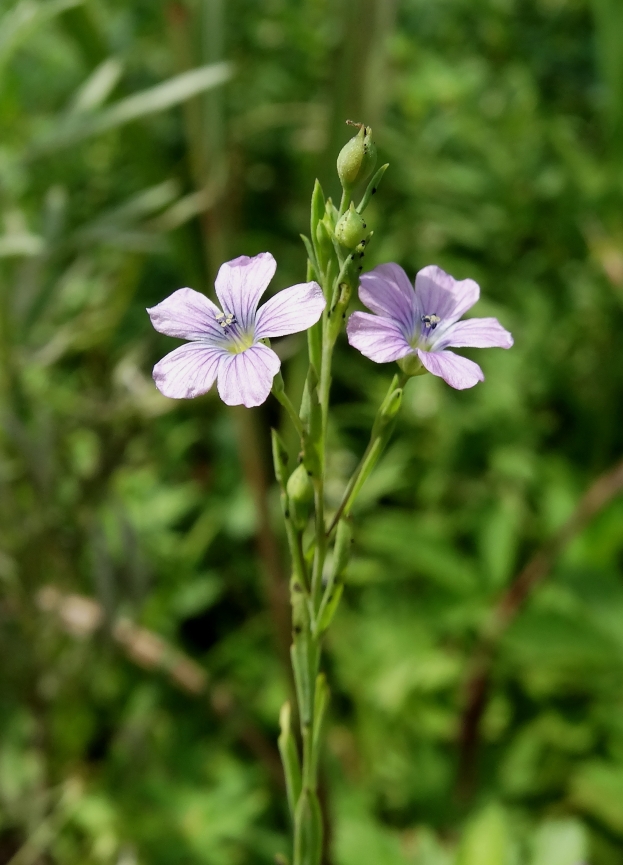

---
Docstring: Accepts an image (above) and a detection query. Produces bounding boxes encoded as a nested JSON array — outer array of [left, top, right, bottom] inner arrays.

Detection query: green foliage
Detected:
[[1, 0, 623, 863]]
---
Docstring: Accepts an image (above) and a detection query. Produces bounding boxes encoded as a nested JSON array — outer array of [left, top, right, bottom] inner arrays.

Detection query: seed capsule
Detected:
[[335, 203, 368, 249], [337, 122, 377, 191]]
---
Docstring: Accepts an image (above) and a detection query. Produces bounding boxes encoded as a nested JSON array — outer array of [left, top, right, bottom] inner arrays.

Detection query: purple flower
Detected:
[[147, 252, 325, 407], [346, 263, 513, 389]]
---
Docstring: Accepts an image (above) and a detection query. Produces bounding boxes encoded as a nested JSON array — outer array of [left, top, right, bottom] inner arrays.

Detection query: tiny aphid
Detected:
[[421, 313, 440, 330]]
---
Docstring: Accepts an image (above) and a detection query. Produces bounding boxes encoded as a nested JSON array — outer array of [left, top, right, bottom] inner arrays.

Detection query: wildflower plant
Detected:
[[148, 122, 513, 865]]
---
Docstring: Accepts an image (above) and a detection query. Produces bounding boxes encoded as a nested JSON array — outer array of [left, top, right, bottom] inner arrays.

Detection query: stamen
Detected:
[[216, 310, 237, 329], [421, 313, 440, 331]]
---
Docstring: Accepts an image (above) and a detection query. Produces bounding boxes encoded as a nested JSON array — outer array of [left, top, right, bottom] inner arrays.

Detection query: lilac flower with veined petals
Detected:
[[346, 263, 513, 389], [147, 252, 325, 407]]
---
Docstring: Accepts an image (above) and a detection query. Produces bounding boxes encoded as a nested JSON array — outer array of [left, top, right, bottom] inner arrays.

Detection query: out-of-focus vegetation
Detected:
[[2, 0, 623, 863]]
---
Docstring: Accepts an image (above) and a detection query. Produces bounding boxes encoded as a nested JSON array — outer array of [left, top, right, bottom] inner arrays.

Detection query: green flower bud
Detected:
[[335, 202, 367, 249], [286, 463, 314, 529], [337, 123, 377, 190]]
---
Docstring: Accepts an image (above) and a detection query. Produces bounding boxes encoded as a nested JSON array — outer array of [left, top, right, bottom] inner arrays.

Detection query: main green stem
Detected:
[[276, 151, 394, 863]]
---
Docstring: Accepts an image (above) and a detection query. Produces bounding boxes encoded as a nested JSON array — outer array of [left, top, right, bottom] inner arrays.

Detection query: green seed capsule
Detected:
[[337, 124, 377, 191], [335, 202, 367, 249]]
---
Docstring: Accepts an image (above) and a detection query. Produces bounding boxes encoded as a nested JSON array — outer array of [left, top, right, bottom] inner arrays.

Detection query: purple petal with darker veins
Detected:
[[255, 281, 325, 339], [214, 252, 276, 330], [217, 343, 281, 407], [147, 288, 226, 343], [359, 263, 417, 333], [434, 317, 513, 351], [417, 348, 484, 390], [414, 265, 480, 325], [153, 343, 225, 399], [347, 311, 412, 363]]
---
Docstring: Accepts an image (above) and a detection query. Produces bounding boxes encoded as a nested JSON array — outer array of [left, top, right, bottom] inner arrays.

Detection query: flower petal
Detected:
[[255, 281, 325, 338], [417, 348, 484, 390], [153, 343, 225, 399], [217, 344, 281, 407], [347, 311, 412, 363], [434, 317, 514, 350], [214, 252, 276, 329], [147, 288, 226, 343], [415, 265, 480, 324], [359, 263, 417, 334]]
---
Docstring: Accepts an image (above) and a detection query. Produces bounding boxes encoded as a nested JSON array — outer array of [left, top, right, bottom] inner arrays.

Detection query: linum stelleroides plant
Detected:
[[147, 122, 513, 865]]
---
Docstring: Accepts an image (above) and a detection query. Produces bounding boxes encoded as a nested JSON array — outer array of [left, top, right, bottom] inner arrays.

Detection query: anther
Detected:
[[421, 313, 440, 330], [216, 311, 237, 329]]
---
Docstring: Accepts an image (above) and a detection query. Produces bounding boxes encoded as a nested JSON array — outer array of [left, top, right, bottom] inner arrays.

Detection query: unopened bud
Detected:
[[286, 464, 314, 529], [337, 123, 377, 190], [335, 202, 367, 249]]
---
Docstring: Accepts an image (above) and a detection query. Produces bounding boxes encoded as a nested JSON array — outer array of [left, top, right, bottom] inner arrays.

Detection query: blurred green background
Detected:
[[2, 0, 623, 862]]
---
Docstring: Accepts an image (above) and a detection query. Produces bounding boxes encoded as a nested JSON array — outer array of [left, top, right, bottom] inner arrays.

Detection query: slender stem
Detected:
[[318, 324, 333, 448], [273, 386, 305, 439], [327, 372, 407, 537], [327, 436, 378, 537], [310, 482, 326, 612], [338, 188, 350, 216]]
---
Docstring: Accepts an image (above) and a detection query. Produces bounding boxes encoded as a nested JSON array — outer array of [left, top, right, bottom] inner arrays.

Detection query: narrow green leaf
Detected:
[[30, 62, 233, 156], [300, 234, 319, 279], [356, 163, 389, 214], [291, 636, 316, 727], [310, 673, 329, 781], [278, 701, 302, 820], [68, 57, 124, 115], [294, 789, 323, 865], [316, 583, 343, 636]]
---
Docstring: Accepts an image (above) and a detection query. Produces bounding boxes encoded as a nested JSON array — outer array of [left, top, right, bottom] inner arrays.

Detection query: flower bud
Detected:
[[286, 464, 314, 529], [337, 123, 377, 190], [335, 202, 367, 249]]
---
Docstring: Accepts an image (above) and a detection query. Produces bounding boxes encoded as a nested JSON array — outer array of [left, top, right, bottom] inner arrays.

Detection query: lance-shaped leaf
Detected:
[[30, 62, 233, 156], [294, 789, 323, 865], [278, 702, 302, 820]]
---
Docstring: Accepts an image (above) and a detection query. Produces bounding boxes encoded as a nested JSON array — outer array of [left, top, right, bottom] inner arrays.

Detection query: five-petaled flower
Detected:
[[346, 263, 513, 389], [147, 252, 325, 407]]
